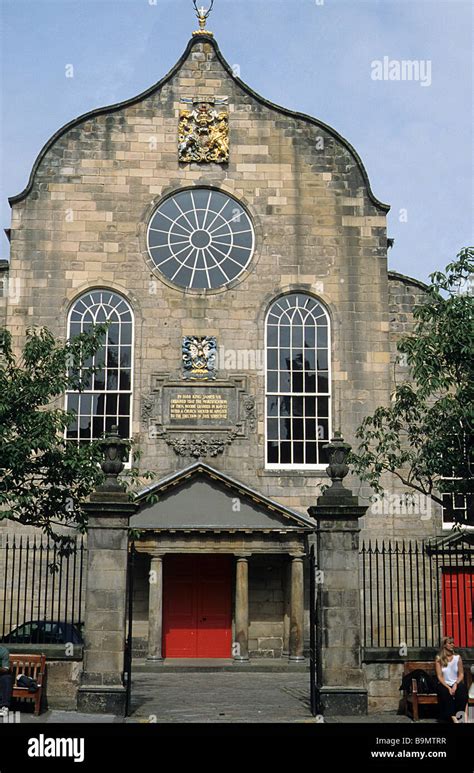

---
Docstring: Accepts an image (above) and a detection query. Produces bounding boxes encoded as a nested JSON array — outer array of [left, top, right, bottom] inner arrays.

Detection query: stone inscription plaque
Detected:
[[162, 383, 238, 429], [170, 393, 228, 421]]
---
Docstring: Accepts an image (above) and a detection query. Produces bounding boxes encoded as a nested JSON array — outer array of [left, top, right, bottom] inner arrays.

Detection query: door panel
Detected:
[[163, 557, 196, 657], [442, 570, 474, 647], [163, 555, 232, 658], [196, 557, 232, 657]]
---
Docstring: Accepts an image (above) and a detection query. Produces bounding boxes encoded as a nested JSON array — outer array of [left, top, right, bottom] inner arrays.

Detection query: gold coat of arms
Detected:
[[178, 99, 229, 164]]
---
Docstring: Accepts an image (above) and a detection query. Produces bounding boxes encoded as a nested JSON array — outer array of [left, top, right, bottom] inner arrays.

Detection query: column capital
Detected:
[[234, 553, 252, 559], [289, 553, 305, 560], [149, 552, 166, 560]]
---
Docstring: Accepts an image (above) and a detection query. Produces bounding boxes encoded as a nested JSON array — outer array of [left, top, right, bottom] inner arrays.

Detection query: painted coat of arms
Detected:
[[182, 336, 217, 380], [178, 99, 229, 163]]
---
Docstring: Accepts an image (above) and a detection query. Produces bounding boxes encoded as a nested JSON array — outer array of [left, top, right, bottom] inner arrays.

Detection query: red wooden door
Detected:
[[442, 570, 474, 647], [163, 555, 232, 658]]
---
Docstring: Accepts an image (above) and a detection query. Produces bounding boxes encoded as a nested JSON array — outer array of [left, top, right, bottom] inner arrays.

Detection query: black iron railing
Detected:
[[0, 533, 86, 644], [360, 539, 474, 649]]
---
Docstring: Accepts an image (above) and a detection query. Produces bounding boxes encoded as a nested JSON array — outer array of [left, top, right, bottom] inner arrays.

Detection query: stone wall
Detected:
[[358, 272, 444, 538], [388, 271, 429, 392], [0, 261, 10, 328], [248, 556, 285, 657], [364, 661, 405, 714], [3, 34, 443, 539], [130, 551, 150, 657], [43, 660, 83, 711], [4, 35, 404, 533]]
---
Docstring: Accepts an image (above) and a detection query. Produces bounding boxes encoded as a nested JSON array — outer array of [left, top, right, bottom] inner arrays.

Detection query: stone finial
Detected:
[[312, 431, 360, 508], [98, 425, 128, 490], [308, 432, 366, 516], [324, 431, 351, 485]]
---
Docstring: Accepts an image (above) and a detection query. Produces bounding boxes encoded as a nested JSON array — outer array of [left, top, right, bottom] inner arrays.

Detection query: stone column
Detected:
[[234, 555, 250, 662], [289, 554, 305, 662], [308, 432, 368, 716], [282, 560, 291, 656], [147, 554, 164, 661], [76, 428, 137, 715]]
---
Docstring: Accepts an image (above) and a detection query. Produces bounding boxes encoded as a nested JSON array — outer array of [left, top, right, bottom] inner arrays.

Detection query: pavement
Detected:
[[0, 671, 445, 724], [0, 709, 439, 724]]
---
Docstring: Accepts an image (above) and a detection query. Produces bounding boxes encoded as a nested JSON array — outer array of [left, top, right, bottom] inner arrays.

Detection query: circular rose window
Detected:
[[146, 188, 255, 290]]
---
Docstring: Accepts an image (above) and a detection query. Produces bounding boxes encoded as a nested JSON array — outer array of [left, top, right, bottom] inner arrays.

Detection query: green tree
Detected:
[[0, 325, 110, 549], [351, 248, 473, 521]]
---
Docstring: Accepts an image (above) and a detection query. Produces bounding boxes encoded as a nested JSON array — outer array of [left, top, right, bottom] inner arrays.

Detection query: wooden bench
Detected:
[[9, 653, 46, 716], [404, 660, 474, 721]]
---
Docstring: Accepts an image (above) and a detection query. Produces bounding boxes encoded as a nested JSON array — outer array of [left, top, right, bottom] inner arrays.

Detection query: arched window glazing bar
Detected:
[[265, 293, 331, 468], [66, 289, 134, 443]]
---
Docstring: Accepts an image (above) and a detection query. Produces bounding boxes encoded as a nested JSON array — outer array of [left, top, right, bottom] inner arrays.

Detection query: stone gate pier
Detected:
[[77, 429, 137, 715], [308, 433, 368, 715]]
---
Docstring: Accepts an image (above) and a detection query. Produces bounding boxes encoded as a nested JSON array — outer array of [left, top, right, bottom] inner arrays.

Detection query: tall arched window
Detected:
[[265, 293, 331, 468], [66, 290, 133, 443]]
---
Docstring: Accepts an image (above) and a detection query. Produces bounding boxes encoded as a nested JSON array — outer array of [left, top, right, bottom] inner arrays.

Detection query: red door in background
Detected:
[[442, 570, 474, 647], [163, 555, 232, 658]]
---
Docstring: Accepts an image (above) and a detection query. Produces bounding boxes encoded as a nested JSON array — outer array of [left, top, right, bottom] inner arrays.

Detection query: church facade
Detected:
[[3, 24, 468, 713]]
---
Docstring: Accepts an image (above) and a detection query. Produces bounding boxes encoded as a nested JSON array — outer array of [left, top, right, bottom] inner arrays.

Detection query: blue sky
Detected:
[[0, 0, 472, 282]]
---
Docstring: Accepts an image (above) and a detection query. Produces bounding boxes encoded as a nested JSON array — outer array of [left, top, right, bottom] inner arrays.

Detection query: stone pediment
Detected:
[[131, 462, 315, 532]]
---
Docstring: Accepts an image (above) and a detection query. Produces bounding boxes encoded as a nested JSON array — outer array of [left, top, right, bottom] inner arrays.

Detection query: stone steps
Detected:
[[132, 658, 308, 673]]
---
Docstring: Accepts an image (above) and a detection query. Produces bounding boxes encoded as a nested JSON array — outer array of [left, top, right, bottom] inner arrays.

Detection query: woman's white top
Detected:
[[441, 654, 459, 686]]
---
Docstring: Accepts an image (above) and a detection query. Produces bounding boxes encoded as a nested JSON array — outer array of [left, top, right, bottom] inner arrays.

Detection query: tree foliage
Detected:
[[0, 323, 156, 557], [350, 248, 473, 515], [0, 325, 110, 548]]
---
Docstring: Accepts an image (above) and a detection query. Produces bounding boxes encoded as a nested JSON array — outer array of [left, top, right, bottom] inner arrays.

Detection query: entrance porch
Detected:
[[129, 462, 315, 663]]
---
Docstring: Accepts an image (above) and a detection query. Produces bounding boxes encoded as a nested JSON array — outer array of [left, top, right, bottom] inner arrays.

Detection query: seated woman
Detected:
[[435, 636, 469, 723]]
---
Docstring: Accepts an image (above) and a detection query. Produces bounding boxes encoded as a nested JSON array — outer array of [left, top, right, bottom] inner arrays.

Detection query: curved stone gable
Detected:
[[9, 35, 388, 213]]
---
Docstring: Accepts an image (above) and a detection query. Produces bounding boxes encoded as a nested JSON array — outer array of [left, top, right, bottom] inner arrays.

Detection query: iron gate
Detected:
[[309, 540, 323, 717], [123, 539, 136, 717]]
